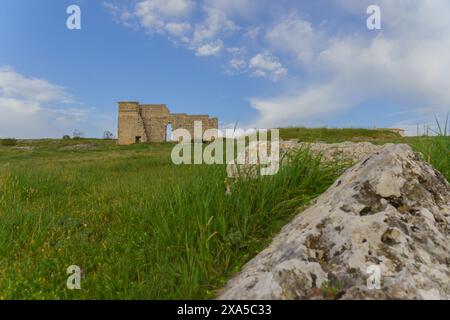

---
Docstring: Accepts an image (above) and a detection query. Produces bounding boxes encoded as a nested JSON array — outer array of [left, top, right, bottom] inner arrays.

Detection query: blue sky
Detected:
[[1, 0, 449, 138]]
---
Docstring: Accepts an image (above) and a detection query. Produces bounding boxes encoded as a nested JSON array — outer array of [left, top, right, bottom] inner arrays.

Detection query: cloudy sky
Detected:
[[1, 0, 449, 138]]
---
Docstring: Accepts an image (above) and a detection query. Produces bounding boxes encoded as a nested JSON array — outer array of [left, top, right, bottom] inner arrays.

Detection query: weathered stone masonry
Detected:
[[117, 102, 218, 145]]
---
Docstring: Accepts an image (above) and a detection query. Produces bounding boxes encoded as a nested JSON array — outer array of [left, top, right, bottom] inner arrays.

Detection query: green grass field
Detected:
[[0, 129, 448, 299]]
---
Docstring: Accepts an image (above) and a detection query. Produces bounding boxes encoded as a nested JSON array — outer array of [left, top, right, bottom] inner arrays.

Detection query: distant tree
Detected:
[[103, 131, 114, 140], [62, 135, 71, 140], [73, 129, 84, 140]]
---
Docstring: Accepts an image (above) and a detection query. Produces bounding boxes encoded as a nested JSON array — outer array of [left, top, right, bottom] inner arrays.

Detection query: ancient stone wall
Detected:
[[117, 102, 147, 145], [117, 102, 218, 145]]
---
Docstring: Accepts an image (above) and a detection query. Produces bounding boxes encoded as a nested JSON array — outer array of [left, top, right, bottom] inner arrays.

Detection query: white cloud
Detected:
[[0, 67, 96, 138], [103, 0, 274, 77], [106, 0, 244, 58], [250, 0, 450, 128], [0, 97, 40, 115], [0, 66, 73, 104], [224, 47, 247, 74], [184, 0, 267, 54], [192, 6, 238, 43], [104, 0, 196, 37], [134, 0, 194, 29], [104, 0, 450, 130], [165, 22, 191, 37], [249, 52, 287, 82], [250, 82, 351, 128], [266, 13, 319, 65], [195, 40, 223, 56], [244, 26, 261, 40], [229, 58, 246, 71], [102, 2, 135, 28], [204, 0, 261, 17]]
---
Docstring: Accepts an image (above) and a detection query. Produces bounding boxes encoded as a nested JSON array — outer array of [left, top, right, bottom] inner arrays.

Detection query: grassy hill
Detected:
[[279, 127, 403, 143], [0, 129, 448, 299]]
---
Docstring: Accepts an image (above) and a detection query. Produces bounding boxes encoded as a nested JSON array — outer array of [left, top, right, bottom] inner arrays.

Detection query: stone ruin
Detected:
[[117, 102, 218, 145]]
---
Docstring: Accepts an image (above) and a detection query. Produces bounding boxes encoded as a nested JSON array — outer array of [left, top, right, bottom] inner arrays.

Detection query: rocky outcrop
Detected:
[[282, 141, 383, 163], [12, 146, 34, 151], [219, 144, 450, 300], [59, 144, 97, 151], [227, 141, 383, 178]]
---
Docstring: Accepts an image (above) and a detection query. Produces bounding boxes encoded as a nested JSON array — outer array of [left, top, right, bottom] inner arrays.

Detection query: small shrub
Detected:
[[103, 131, 114, 140], [73, 129, 84, 140], [1, 138, 18, 146], [62, 135, 71, 140], [320, 281, 344, 300]]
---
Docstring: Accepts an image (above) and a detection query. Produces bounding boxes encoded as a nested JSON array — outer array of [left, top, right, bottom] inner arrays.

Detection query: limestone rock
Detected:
[[12, 146, 34, 151], [281, 140, 383, 163], [60, 144, 97, 151], [218, 144, 450, 300], [227, 140, 383, 178]]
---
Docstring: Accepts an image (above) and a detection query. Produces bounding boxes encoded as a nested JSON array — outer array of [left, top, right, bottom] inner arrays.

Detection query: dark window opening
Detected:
[[135, 136, 142, 143]]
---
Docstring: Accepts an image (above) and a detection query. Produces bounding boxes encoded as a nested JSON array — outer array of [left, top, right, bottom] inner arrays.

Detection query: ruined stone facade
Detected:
[[117, 102, 218, 145]]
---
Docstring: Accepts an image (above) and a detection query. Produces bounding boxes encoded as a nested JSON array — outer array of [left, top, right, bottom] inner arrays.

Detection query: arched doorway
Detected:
[[166, 123, 173, 142]]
